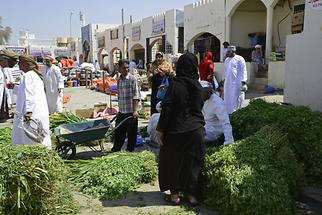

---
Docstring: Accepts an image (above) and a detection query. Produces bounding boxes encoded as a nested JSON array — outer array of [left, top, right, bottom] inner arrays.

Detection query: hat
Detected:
[[227, 46, 236, 51], [255, 44, 262, 49], [199, 80, 214, 90], [44, 56, 54, 62], [19, 55, 38, 69], [0, 49, 19, 60]]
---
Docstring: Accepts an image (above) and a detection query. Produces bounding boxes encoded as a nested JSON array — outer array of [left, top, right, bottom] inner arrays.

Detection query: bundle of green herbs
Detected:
[[230, 99, 322, 181], [0, 144, 77, 215], [204, 126, 303, 215], [50, 111, 86, 132], [67, 151, 157, 200]]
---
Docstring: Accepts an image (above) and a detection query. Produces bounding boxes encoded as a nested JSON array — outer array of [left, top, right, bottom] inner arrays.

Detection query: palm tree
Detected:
[[0, 16, 12, 45]]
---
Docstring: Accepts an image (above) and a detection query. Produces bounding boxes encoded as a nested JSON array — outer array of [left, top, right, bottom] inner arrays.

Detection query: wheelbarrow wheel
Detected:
[[56, 141, 76, 159]]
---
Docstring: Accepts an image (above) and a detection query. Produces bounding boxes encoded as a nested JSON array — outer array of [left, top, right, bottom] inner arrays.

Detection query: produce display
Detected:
[[230, 99, 322, 181], [204, 126, 303, 215], [50, 112, 87, 132], [67, 151, 157, 200], [0, 144, 77, 215]]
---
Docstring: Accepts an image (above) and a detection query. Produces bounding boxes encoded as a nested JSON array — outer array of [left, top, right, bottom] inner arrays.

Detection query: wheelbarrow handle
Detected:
[[105, 115, 134, 138]]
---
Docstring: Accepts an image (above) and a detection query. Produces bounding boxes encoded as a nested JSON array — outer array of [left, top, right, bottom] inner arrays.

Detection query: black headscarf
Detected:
[[175, 53, 202, 92]]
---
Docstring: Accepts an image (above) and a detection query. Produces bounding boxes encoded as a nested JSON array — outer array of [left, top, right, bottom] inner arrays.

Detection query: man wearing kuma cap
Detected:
[[11, 54, 51, 149], [0, 50, 13, 122], [43, 56, 64, 114], [0, 49, 20, 107], [200, 81, 234, 145], [222, 46, 247, 114]]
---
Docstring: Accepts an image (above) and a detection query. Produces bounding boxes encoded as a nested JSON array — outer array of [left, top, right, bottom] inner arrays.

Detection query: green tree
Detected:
[[0, 16, 12, 45]]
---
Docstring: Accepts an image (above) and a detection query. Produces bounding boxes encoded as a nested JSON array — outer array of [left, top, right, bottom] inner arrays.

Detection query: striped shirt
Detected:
[[117, 73, 140, 114]]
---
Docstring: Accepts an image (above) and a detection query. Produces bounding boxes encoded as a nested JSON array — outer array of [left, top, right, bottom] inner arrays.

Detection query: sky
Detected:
[[0, 0, 195, 45]]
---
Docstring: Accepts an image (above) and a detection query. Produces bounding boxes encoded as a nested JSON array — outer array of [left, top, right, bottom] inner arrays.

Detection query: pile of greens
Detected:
[[230, 99, 322, 180], [0, 144, 77, 215], [204, 126, 303, 215], [50, 112, 86, 132], [0, 127, 11, 146], [67, 151, 158, 200]]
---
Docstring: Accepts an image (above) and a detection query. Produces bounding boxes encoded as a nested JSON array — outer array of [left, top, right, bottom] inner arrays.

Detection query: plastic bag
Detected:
[[156, 76, 169, 100]]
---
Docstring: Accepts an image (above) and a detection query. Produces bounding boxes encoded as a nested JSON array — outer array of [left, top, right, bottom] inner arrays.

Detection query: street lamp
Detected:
[[70, 11, 74, 37]]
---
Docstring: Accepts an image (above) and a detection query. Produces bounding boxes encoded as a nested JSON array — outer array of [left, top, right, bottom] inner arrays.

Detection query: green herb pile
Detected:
[[0, 127, 11, 146], [230, 99, 322, 180], [0, 144, 77, 215], [68, 151, 157, 200], [50, 112, 86, 132], [204, 126, 303, 215], [139, 126, 148, 138]]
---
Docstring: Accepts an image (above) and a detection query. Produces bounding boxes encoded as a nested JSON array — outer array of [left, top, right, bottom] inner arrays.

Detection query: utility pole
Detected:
[[122, 8, 125, 59], [70, 11, 74, 37]]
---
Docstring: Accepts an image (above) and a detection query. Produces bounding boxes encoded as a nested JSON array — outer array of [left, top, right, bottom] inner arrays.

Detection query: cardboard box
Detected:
[[75, 108, 94, 118], [94, 102, 107, 112], [292, 12, 304, 26]]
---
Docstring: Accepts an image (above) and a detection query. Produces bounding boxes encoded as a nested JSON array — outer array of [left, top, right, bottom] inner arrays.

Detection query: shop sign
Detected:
[[132, 26, 141, 41], [98, 36, 105, 48], [152, 18, 165, 35], [307, 0, 322, 10]]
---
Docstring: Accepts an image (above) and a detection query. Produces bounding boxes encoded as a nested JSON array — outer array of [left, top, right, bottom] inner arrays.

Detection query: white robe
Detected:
[[12, 70, 51, 149], [0, 67, 6, 109], [203, 93, 234, 145], [223, 54, 247, 114], [2, 67, 16, 105], [43, 65, 64, 114]]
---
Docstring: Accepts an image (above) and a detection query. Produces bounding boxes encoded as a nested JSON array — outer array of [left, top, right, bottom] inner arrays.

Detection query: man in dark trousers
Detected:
[[112, 59, 140, 152]]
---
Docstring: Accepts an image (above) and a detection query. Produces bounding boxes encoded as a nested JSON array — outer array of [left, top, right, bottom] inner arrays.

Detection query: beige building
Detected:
[[284, 0, 322, 111]]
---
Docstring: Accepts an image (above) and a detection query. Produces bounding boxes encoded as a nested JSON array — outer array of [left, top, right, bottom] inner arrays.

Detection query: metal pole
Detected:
[[70, 11, 74, 37], [122, 8, 125, 59]]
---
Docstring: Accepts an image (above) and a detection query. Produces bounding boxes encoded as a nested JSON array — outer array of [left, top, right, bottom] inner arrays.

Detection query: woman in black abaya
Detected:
[[156, 53, 205, 205]]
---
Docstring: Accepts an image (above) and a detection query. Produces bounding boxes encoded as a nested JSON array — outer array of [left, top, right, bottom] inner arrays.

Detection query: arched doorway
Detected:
[[230, 0, 267, 61], [150, 38, 163, 62], [130, 44, 145, 63], [110, 48, 122, 70], [98, 48, 108, 68], [188, 32, 221, 62]]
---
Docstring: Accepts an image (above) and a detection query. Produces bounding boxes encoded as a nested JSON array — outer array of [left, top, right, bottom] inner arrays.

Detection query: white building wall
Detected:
[[231, 11, 266, 48], [268, 61, 285, 89], [128, 20, 146, 61], [284, 2, 322, 111], [184, 0, 226, 52], [90, 24, 118, 62], [272, 1, 292, 50]]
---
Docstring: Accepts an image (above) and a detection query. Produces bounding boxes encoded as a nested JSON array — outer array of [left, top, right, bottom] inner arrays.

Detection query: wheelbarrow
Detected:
[[54, 115, 132, 159]]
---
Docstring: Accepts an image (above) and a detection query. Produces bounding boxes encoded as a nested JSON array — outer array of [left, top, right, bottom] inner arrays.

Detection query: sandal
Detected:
[[164, 193, 181, 205], [180, 193, 199, 206]]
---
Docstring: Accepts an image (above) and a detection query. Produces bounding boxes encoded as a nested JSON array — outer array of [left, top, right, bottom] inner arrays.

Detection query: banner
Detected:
[[98, 36, 105, 48], [132, 26, 141, 41], [307, 0, 322, 10], [152, 18, 165, 35]]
